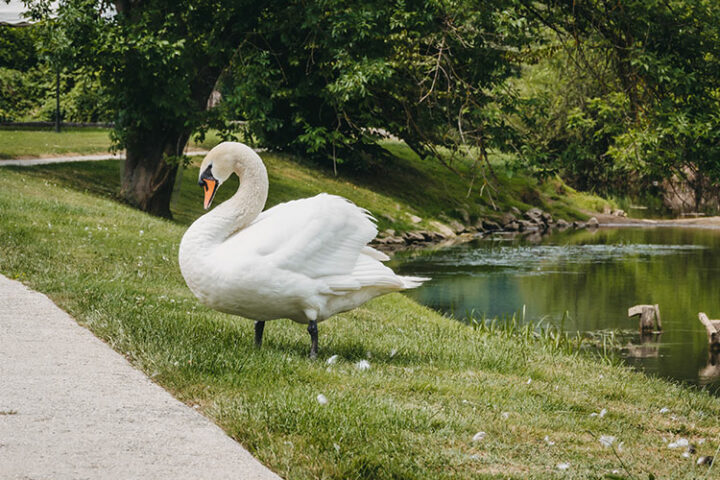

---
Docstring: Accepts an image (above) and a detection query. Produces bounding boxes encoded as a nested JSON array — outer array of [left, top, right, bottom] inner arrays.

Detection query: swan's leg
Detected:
[[307, 320, 319, 359], [254, 321, 265, 347]]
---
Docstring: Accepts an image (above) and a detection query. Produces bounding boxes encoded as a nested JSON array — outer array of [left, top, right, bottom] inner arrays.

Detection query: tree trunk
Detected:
[[121, 130, 189, 218]]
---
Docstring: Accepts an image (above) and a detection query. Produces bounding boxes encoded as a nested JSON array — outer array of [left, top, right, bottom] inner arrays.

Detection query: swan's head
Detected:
[[197, 142, 240, 209]]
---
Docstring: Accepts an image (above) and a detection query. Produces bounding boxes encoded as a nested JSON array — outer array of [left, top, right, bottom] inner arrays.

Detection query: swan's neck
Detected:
[[184, 151, 269, 251]]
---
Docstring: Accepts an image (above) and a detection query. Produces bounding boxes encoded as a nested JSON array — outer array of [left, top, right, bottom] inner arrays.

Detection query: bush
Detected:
[[0, 67, 38, 121], [36, 72, 113, 123]]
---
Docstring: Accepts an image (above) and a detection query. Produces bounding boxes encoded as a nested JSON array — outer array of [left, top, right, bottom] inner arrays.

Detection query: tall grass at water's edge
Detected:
[[459, 307, 624, 364]]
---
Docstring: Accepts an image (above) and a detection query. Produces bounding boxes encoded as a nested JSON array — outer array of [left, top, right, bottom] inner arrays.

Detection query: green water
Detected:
[[392, 227, 720, 393]]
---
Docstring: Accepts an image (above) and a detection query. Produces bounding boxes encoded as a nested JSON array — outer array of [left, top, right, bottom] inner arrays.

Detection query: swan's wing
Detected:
[[222, 193, 378, 278]]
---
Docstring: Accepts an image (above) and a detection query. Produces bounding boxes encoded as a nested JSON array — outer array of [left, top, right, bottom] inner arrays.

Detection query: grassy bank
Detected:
[[0, 127, 613, 230], [1, 163, 719, 479], [10, 140, 607, 236]]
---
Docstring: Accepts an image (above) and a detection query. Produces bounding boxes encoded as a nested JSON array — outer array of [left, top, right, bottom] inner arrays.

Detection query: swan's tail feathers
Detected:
[[400, 275, 430, 289]]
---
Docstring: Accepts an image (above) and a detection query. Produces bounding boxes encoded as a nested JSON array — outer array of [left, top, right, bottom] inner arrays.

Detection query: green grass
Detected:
[[0, 127, 114, 159], [1, 162, 720, 479], [346, 142, 600, 226], [0, 127, 223, 160]]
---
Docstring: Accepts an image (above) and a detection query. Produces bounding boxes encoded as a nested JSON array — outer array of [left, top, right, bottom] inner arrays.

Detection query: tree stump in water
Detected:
[[628, 304, 662, 332], [698, 313, 720, 353]]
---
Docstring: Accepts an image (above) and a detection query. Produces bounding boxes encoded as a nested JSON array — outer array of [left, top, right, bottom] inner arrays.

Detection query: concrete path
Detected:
[[0, 274, 282, 480], [0, 150, 209, 167]]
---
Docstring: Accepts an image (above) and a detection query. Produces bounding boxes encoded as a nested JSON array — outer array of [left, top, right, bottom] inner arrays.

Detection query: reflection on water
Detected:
[[699, 352, 720, 387], [391, 227, 720, 393]]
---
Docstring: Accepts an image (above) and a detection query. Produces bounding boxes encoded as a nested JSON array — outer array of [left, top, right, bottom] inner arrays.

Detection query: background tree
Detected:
[[515, 0, 720, 210], [24, 0, 528, 217], [27, 0, 267, 217], [22, 0, 720, 216], [220, 0, 527, 184]]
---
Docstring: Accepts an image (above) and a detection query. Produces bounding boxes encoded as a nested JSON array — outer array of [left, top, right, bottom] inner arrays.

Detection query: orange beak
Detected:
[[203, 179, 218, 210]]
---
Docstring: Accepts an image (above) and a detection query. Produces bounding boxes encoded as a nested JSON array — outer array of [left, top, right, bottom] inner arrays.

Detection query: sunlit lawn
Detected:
[[0, 128, 113, 159], [0, 127, 224, 159]]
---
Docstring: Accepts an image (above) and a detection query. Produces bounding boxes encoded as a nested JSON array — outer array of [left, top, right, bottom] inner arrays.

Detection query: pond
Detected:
[[390, 227, 720, 394]]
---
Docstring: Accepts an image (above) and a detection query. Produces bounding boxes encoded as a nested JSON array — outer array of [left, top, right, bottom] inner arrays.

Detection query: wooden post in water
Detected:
[[698, 313, 720, 352], [628, 304, 662, 332]]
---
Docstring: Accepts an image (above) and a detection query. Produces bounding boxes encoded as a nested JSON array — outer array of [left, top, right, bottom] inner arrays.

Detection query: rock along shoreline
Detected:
[[371, 207, 614, 252]]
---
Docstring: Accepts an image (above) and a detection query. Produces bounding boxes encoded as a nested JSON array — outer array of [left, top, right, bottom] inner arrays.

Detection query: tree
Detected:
[[27, 0, 267, 217], [517, 0, 720, 209], [25, 0, 526, 216], [221, 0, 527, 182]]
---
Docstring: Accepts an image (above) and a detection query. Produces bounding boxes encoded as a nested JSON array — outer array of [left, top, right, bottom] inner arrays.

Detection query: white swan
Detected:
[[178, 142, 428, 357]]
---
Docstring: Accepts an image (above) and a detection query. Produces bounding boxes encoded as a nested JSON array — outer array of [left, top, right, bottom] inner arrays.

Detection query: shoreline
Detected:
[[594, 213, 720, 228], [375, 212, 720, 253]]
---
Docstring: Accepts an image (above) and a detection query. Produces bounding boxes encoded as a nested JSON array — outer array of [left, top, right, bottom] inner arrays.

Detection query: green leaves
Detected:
[[512, 0, 720, 204], [222, 0, 522, 168]]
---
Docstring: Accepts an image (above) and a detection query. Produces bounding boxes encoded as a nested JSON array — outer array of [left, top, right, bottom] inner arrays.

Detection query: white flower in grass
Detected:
[[326, 354, 339, 365], [544, 435, 555, 446], [472, 431, 486, 443], [501, 412, 510, 420], [390, 348, 398, 358], [557, 462, 570, 471], [139, 230, 144, 235], [316, 394, 328, 405], [526, 378, 532, 385], [599, 435, 616, 447], [355, 360, 371, 371], [659, 407, 670, 413], [599, 408, 607, 418], [668, 438, 689, 449]]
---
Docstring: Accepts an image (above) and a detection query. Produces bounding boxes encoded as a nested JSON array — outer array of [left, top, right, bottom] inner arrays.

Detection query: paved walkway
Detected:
[[0, 150, 209, 167], [0, 274, 281, 480]]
